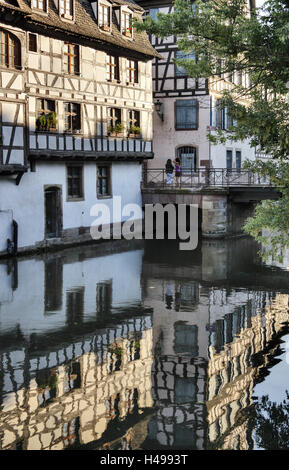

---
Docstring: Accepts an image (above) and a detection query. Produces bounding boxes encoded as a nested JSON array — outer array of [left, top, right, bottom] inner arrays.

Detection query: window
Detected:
[[216, 100, 233, 130], [106, 55, 119, 81], [28, 33, 37, 52], [149, 8, 159, 20], [45, 258, 63, 312], [175, 377, 197, 404], [174, 324, 198, 356], [99, 3, 111, 30], [108, 346, 122, 373], [236, 151, 242, 172], [67, 166, 83, 199], [128, 110, 140, 132], [128, 338, 140, 362], [60, 0, 73, 19], [175, 50, 195, 77], [175, 99, 198, 130], [96, 281, 112, 318], [215, 99, 225, 129], [126, 59, 138, 83], [177, 146, 196, 173], [36, 99, 56, 130], [63, 43, 79, 74], [121, 11, 132, 37], [236, 70, 242, 85], [107, 107, 121, 131], [226, 150, 233, 172], [62, 418, 80, 448], [64, 102, 81, 132], [64, 361, 81, 392], [106, 394, 120, 420], [125, 389, 139, 414], [36, 369, 58, 407], [32, 0, 47, 11], [0, 29, 21, 69], [97, 165, 111, 197]]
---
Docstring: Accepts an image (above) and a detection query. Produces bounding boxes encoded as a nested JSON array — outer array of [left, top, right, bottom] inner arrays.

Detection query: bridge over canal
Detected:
[[142, 168, 281, 238]]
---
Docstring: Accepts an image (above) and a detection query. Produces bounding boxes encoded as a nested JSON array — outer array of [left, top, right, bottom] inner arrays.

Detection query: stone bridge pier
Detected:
[[142, 187, 280, 239]]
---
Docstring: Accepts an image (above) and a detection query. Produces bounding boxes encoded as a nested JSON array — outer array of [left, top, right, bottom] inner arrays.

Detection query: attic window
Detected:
[[99, 3, 111, 31], [121, 11, 132, 37], [60, 0, 73, 20], [32, 0, 47, 11]]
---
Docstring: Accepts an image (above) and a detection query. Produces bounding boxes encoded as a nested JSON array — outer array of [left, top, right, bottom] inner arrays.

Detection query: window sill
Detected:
[[67, 197, 84, 202], [122, 32, 133, 38], [99, 25, 111, 33], [31, 8, 48, 15], [107, 79, 121, 84], [63, 72, 81, 78], [128, 134, 142, 139], [97, 194, 112, 200], [64, 131, 83, 136], [0, 65, 23, 72], [126, 81, 139, 87], [175, 127, 198, 131], [60, 14, 74, 22]]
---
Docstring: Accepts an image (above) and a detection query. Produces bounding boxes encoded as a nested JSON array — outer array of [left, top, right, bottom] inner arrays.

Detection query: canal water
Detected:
[[1, 237, 289, 450]]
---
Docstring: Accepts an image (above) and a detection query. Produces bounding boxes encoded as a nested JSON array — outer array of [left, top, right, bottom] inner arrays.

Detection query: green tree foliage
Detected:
[[136, 0, 289, 259], [253, 393, 289, 449]]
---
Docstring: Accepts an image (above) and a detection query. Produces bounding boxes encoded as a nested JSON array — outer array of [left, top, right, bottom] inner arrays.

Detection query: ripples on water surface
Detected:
[[1, 238, 289, 450]]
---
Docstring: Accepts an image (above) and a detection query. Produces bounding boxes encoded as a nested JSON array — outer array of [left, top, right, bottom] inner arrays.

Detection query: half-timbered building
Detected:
[[135, 0, 257, 174], [0, 0, 160, 255]]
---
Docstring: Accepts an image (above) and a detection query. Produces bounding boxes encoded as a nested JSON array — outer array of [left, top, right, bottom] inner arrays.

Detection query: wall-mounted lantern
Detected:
[[154, 99, 164, 121]]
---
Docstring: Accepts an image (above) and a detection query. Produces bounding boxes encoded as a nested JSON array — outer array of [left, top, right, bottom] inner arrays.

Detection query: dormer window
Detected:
[[60, 0, 73, 20], [99, 3, 111, 32], [32, 0, 47, 11], [121, 11, 132, 37]]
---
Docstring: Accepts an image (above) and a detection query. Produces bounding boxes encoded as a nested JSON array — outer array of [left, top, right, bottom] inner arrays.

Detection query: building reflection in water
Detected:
[[0, 243, 153, 450], [0, 238, 289, 450], [142, 239, 289, 450]]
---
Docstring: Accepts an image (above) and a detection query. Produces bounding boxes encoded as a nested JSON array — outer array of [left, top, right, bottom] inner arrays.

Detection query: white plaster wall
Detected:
[[0, 161, 142, 250], [210, 135, 257, 168]]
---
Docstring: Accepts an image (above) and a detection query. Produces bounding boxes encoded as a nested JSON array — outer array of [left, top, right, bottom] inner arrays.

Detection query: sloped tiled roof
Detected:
[[0, 0, 161, 59]]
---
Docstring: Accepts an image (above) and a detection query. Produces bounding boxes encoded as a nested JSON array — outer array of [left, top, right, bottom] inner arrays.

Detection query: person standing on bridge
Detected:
[[174, 157, 181, 187], [165, 159, 174, 185]]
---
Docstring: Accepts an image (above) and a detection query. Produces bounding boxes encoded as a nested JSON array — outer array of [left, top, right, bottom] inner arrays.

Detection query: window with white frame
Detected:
[[126, 59, 138, 83], [99, 3, 111, 30], [63, 43, 79, 74], [64, 102, 81, 132], [121, 11, 132, 37], [106, 55, 119, 81], [60, 0, 73, 19], [32, 0, 47, 11]]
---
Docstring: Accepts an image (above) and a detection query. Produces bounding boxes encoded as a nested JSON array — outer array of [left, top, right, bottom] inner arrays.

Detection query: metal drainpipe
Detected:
[[12, 220, 18, 255]]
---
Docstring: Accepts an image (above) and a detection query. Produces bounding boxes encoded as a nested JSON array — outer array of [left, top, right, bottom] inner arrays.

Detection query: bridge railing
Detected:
[[142, 168, 271, 188]]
